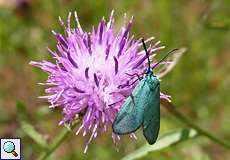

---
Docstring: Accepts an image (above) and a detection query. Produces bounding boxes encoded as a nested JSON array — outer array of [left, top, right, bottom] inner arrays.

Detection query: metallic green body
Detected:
[[112, 70, 160, 144]]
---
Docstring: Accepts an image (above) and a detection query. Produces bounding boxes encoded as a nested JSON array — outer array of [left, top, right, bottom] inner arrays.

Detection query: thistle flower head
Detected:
[[30, 11, 171, 152]]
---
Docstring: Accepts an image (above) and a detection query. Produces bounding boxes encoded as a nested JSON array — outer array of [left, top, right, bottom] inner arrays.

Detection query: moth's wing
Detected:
[[143, 82, 160, 145], [112, 80, 146, 134]]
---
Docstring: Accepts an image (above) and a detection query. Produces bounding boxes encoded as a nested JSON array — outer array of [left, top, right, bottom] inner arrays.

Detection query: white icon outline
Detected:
[[0, 138, 21, 160]]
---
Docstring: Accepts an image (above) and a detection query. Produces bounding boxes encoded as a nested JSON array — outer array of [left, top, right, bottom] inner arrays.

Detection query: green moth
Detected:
[[112, 39, 178, 144]]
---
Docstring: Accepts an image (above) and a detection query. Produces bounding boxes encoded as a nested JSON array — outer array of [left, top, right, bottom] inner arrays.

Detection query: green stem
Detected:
[[161, 100, 230, 149], [38, 122, 79, 160]]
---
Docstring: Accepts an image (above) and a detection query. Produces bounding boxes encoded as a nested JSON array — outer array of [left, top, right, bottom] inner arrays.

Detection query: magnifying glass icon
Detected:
[[3, 141, 18, 157]]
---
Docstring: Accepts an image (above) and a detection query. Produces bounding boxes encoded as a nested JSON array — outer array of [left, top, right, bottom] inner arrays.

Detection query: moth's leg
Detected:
[[108, 99, 124, 106], [108, 92, 135, 107], [126, 78, 139, 87], [125, 73, 143, 81]]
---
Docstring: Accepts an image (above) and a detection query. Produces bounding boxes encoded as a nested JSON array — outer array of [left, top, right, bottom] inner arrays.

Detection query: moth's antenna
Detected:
[[152, 48, 179, 69], [142, 38, 151, 71]]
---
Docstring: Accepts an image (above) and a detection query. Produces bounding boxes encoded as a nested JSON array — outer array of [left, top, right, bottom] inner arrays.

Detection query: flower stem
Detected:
[[161, 100, 230, 149], [38, 122, 79, 160]]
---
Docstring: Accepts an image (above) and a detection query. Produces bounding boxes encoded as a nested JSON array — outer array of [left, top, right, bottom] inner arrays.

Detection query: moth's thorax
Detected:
[[145, 71, 160, 90]]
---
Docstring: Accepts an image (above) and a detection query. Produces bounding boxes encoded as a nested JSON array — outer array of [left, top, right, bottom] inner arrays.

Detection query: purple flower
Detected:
[[30, 11, 171, 153]]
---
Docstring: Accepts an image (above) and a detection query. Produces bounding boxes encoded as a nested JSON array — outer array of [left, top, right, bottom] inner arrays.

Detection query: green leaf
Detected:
[[16, 101, 48, 149], [21, 121, 49, 149], [121, 129, 197, 160]]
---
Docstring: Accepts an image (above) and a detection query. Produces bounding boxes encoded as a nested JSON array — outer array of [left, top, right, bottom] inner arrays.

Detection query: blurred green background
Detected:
[[0, 0, 229, 159]]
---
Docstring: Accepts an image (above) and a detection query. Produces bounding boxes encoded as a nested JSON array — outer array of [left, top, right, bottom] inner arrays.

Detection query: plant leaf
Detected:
[[16, 101, 48, 149], [121, 129, 197, 160], [21, 121, 49, 149]]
